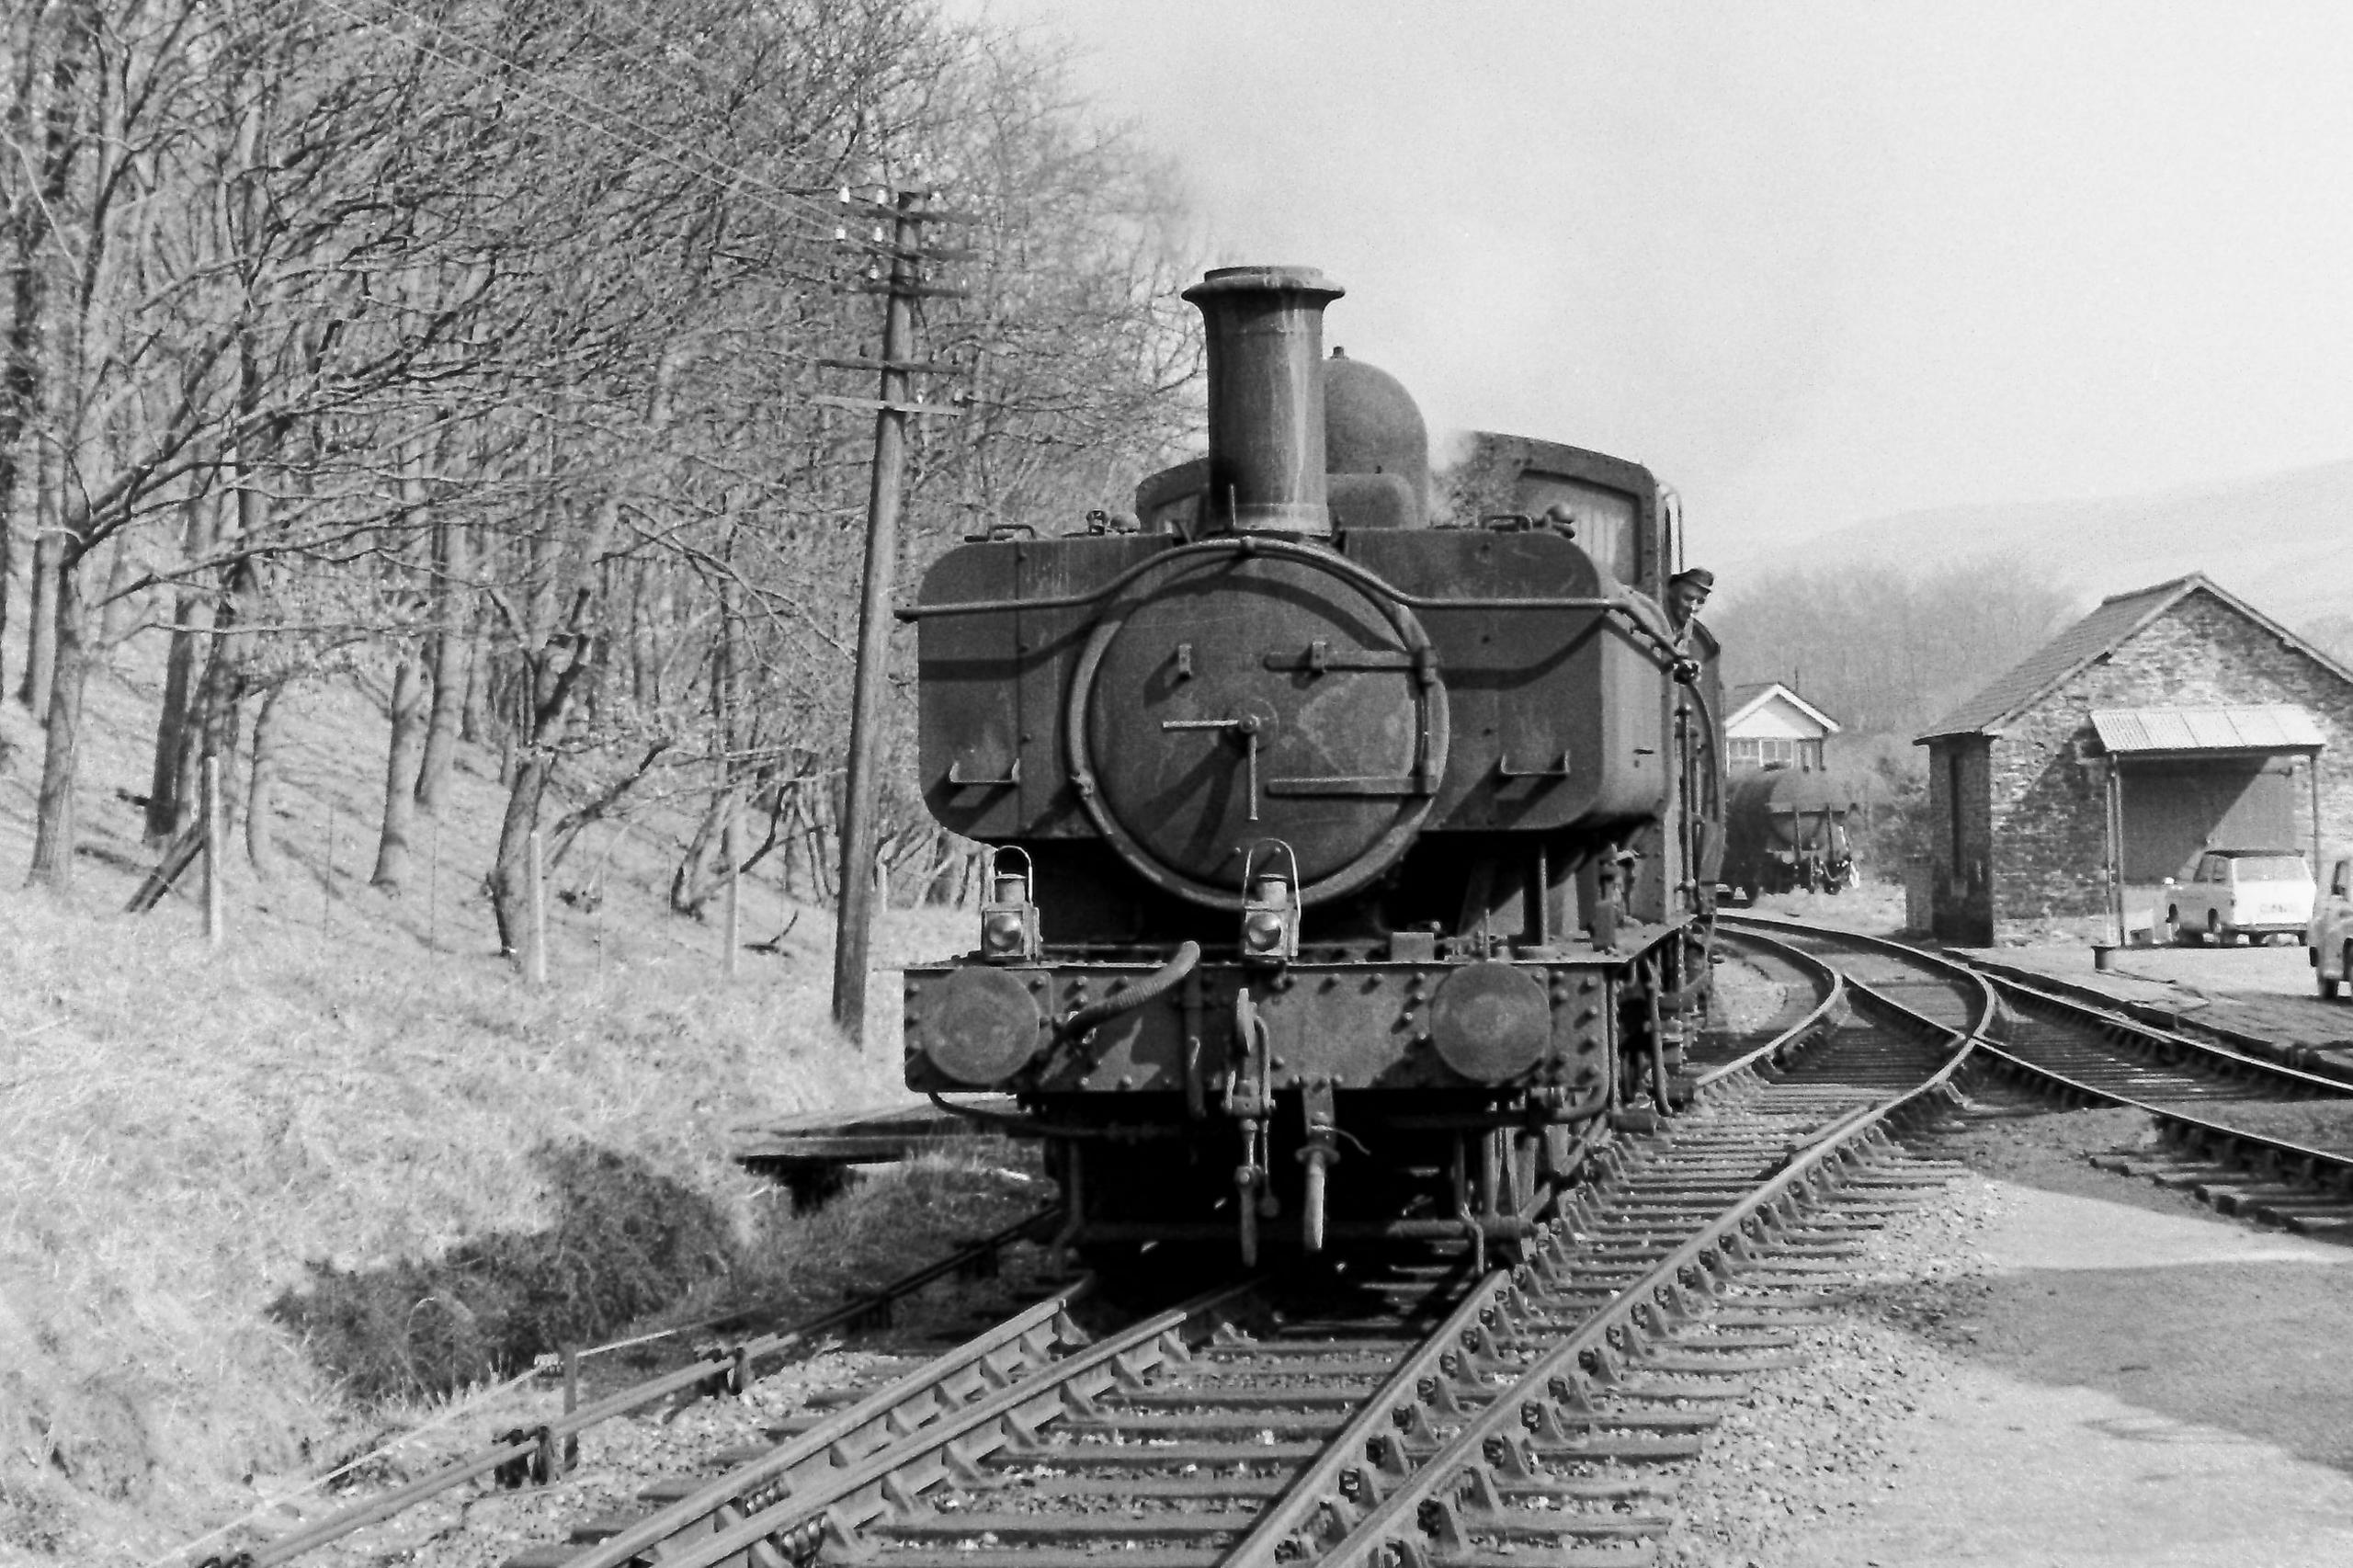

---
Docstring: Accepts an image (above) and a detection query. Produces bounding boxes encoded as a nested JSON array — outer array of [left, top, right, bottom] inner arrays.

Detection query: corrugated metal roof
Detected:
[[2090, 705, 2325, 755]]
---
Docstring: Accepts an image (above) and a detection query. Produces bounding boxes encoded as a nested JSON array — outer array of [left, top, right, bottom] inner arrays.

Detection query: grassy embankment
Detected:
[[0, 653, 981, 1562]]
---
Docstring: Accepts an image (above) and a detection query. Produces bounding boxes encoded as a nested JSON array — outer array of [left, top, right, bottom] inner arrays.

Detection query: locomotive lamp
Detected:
[[1238, 842, 1302, 964], [978, 847, 1041, 962]]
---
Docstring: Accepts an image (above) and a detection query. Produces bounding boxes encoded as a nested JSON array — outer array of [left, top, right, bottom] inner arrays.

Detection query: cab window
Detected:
[[2195, 856, 2218, 883], [1516, 472, 1638, 584]]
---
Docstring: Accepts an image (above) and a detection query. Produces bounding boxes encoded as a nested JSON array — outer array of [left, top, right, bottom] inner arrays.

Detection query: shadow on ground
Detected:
[[1879, 1096, 2353, 1476], [1879, 1255, 2353, 1477], [268, 1142, 736, 1402]]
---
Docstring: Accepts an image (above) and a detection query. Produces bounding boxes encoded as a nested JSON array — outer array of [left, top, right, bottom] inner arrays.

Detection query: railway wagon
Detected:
[[1722, 767, 1861, 898], [898, 265, 1723, 1267]]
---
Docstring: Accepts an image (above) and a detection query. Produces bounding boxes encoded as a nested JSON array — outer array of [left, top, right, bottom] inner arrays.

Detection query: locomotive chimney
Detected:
[[1182, 266, 1345, 535]]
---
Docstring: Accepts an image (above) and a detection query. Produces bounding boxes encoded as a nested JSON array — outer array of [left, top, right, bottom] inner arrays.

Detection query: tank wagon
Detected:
[[898, 266, 1723, 1267], [1722, 767, 1860, 898]]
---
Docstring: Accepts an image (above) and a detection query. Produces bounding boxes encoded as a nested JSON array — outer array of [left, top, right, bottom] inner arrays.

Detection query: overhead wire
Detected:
[[353, 0, 987, 313], [517, 0, 954, 242], [286, 0, 983, 546], [569, 0, 971, 272], [574, 1, 879, 222], [574, 0, 952, 206], [374, 0, 850, 240], [308, 0, 857, 259]]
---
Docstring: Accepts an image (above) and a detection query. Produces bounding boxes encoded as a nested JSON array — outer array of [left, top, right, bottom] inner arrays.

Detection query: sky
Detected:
[[953, 1, 2353, 559]]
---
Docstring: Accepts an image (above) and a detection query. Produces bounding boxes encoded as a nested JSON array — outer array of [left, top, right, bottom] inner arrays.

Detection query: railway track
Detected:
[[1719, 914, 2353, 1239], [482, 944, 1984, 1568], [198, 1211, 1067, 1568]]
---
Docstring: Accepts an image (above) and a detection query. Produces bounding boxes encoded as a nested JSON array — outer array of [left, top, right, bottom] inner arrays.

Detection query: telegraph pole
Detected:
[[827, 187, 969, 1042]]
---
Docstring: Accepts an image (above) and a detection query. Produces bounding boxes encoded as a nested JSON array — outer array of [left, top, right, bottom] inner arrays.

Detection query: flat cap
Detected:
[[1668, 566, 1715, 591]]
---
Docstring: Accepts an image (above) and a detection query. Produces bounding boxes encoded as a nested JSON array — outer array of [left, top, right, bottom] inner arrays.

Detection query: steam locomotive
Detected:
[[900, 266, 1723, 1267]]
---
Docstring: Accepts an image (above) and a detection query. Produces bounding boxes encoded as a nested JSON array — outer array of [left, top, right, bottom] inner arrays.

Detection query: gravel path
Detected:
[[1660, 1100, 2353, 1566]]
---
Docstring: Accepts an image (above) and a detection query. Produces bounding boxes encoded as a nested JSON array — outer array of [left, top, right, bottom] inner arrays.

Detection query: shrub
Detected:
[[268, 1143, 737, 1401]]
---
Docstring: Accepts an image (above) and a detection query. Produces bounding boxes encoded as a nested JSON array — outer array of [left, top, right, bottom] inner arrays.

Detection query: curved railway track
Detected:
[[1719, 914, 2353, 1237], [244, 916, 2353, 1568], [466, 944, 1984, 1568]]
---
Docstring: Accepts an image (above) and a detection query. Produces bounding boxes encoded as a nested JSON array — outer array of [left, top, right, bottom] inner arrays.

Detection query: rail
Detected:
[[207, 1207, 1063, 1567], [1984, 962, 2353, 1097], [1716, 913, 1998, 1036], [1692, 935, 1848, 1089], [1722, 913, 2353, 1226], [1281, 922, 1987, 1567], [663, 925, 1979, 1568], [272, 921, 1992, 1568], [1969, 1036, 2353, 1196], [626, 1280, 1270, 1568]]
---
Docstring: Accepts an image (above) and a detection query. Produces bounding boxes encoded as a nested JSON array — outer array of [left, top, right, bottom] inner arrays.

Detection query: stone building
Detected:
[[1725, 682, 1840, 772], [1915, 574, 2353, 944]]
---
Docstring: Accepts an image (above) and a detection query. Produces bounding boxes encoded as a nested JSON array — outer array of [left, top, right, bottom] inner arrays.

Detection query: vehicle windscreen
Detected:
[[2233, 855, 2310, 882]]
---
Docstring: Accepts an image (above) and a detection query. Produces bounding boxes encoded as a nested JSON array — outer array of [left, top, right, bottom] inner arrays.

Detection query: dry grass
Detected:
[[0, 654, 980, 1562], [284, 1149, 1045, 1568], [0, 880, 924, 1561]]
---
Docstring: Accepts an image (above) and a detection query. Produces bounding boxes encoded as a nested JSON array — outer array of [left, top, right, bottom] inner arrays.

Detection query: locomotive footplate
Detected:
[[907, 926, 1701, 1265], [905, 919, 1692, 1106]]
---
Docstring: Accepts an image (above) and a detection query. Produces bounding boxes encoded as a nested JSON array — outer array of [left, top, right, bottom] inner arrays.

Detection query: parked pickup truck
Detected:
[[2161, 848, 2315, 946]]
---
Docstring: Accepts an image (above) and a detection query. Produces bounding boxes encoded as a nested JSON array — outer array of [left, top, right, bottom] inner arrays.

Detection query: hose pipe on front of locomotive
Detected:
[[1053, 940, 1202, 1041]]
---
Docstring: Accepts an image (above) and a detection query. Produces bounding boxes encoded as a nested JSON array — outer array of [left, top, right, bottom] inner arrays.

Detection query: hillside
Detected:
[[0, 647, 967, 1562], [1711, 457, 2353, 632]]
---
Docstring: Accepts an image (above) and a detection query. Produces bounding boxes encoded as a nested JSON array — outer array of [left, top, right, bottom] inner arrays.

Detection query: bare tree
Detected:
[[0, 0, 1207, 945]]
